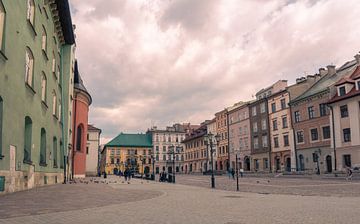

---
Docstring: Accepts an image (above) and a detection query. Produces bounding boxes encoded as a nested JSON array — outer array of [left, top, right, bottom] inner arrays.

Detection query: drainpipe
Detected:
[[289, 103, 298, 172], [328, 105, 337, 171]]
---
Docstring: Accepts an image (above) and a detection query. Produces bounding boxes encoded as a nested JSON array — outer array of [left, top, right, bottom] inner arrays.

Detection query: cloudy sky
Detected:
[[70, 0, 360, 143]]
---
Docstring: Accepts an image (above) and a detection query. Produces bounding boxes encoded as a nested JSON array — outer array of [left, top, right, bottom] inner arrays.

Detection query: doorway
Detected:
[[285, 157, 291, 172], [326, 155, 332, 173]]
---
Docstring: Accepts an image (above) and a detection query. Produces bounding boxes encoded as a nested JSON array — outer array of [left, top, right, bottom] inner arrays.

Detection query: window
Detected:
[[260, 103, 266, 113], [319, 104, 327, 116], [155, 146, 159, 151], [296, 131, 304, 143], [281, 99, 286, 109], [343, 154, 351, 167], [52, 92, 57, 116], [41, 73, 47, 102], [263, 158, 269, 169], [339, 86, 346, 96], [41, 26, 47, 52], [274, 137, 279, 148], [60, 140, 64, 168], [343, 128, 351, 142], [271, 103, 276, 113], [52, 51, 56, 74], [310, 128, 318, 141], [76, 125, 83, 151], [340, 105, 348, 118], [261, 119, 267, 130], [282, 116, 288, 128], [272, 120, 278, 131], [40, 128, 46, 165], [53, 137, 57, 168], [24, 116, 32, 163], [252, 106, 257, 116], [86, 147, 89, 154], [0, 1, 5, 50], [163, 155, 166, 161], [253, 137, 259, 149], [111, 158, 114, 164], [27, 0, 35, 25], [156, 154, 159, 161], [0, 97, 2, 157], [163, 146, 166, 152], [168, 136, 171, 142], [299, 155, 305, 171], [322, 126, 331, 139], [25, 47, 34, 87], [116, 158, 120, 164], [357, 80, 360, 90], [294, 111, 300, 123], [308, 106, 315, 119], [262, 135, 268, 147], [253, 122, 258, 132], [283, 135, 289, 146]]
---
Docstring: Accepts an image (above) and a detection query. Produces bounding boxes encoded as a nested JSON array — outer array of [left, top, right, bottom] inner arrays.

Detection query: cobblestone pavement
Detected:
[[1, 176, 360, 224], [175, 174, 360, 197]]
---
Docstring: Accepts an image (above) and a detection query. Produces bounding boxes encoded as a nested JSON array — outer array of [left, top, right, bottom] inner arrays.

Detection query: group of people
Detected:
[[228, 168, 244, 179], [159, 171, 168, 182], [123, 168, 133, 181]]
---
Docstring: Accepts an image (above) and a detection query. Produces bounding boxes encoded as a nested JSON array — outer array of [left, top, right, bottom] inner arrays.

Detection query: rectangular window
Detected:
[[310, 128, 318, 141], [163, 155, 166, 161], [262, 135, 268, 147], [253, 137, 259, 149], [343, 128, 351, 142], [253, 122, 258, 132], [252, 106, 257, 116], [339, 86, 346, 96], [263, 158, 269, 169], [322, 126, 331, 139], [282, 117, 288, 128], [86, 147, 89, 154], [260, 103, 266, 113], [340, 105, 348, 118], [308, 106, 315, 119], [0, 1, 5, 51], [274, 137, 279, 148], [271, 103, 276, 113], [261, 119, 267, 130], [272, 120, 278, 131], [281, 99, 286, 110], [155, 146, 159, 151], [111, 158, 114, 164], [296, 131, 304, 143], [357, 81, 360, 90], [283, 135, 289, 146], [343, 154, 351, 167], [319, 104, 327, 116], [294, 111, 300, 123], [163, 146, 166, 152]]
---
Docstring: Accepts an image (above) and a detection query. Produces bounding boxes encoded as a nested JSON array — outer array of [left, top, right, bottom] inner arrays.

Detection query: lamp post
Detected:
[[235, 153, 239, 191], [151, 154, 155, 181], [205, 132, 221, 189]]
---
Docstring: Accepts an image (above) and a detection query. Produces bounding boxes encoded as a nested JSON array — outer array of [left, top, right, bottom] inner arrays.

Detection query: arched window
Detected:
[[299, 154, 305, 171], [0, 1, 5, 50], [52, 51, 56, 74], [24, 116, 32, 163], [40, 128, 46, 165], [52, 91, 56, 116], [0, 96, 3, 156], [26, 0, 35, 25], [53, 137, 57, 167], [41, 26, 47, 52], [25, 47, 34, 87], [58, 98, 61, 121], [76, 125, 83, 151], [59, 140, 64, 168], [41, 72, 47, 102]]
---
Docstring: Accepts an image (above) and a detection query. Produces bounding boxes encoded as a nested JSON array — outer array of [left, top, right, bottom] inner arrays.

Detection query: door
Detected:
[[286, 158, 291, 172], [326, 155, 332, 173]]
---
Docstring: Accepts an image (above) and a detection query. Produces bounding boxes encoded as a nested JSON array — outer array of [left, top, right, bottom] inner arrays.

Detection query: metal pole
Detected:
[[152, 156, 155, 181], [173, 151, 175, 183], [211, 140, 215, 188], [236, 154, 239, 191]]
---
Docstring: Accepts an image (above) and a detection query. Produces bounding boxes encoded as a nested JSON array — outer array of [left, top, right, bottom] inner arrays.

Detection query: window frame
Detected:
[[340, 105, 349, 118], [343, 128, 351, 142], [296, 130, 304, 144], [25, 47, 34, 88], [0, 1, 5, 52], [294, 111, 300, 123], [26, 0, 35, 25], [310, 128, 319, 142], [308, 106, 315, 119]]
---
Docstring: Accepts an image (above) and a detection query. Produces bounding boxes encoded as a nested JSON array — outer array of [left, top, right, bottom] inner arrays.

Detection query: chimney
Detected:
[[354, 54, 360, 65], [319, 68, 327, 76], [327, 65, 336, 76]]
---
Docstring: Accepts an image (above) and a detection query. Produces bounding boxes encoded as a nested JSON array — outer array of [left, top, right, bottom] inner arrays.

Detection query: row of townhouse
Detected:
[[183, 53, 360, 174], [0, 0, 96, 194]]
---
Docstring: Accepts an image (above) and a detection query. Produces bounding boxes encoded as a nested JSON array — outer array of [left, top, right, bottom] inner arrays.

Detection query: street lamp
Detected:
[[168, 145, 182, 184], [235, 152, 240, 191], [205, 132, 221, 188]]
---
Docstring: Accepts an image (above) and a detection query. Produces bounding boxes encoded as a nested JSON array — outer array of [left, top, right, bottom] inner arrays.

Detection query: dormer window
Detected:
[[338, 86, 346, 96]]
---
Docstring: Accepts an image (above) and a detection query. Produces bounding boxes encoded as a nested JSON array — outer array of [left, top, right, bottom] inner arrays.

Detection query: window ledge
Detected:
[[41, 101, 48, 109], [25, 83, 36, 95], [23, 159, 33, 165], [27, 20, 37, 36], [39, 162, 47, 167], [42, 50, 48, 61], [0, 50, 7, 61]]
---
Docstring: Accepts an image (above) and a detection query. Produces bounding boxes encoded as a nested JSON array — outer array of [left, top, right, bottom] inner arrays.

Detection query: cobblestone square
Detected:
[[1, 176, 360, 224]]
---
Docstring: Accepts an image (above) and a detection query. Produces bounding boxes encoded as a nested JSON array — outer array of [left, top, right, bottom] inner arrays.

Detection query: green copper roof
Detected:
[[105, 133, 152, 148]]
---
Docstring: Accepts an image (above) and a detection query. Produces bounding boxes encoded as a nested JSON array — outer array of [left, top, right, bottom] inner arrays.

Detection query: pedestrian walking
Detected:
[[346, 166, 353, 180], [240, 168, 244, 178], [124, 169, 128, 181], [231, 168, 235, 180]]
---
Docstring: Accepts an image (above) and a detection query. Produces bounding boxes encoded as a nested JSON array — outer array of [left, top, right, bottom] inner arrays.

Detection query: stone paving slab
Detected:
[[0, 177, 163, 219], [0, 179, 360, 224]]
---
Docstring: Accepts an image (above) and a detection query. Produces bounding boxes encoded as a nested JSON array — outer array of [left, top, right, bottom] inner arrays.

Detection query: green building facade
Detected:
[[0, 0, 75, 194]]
